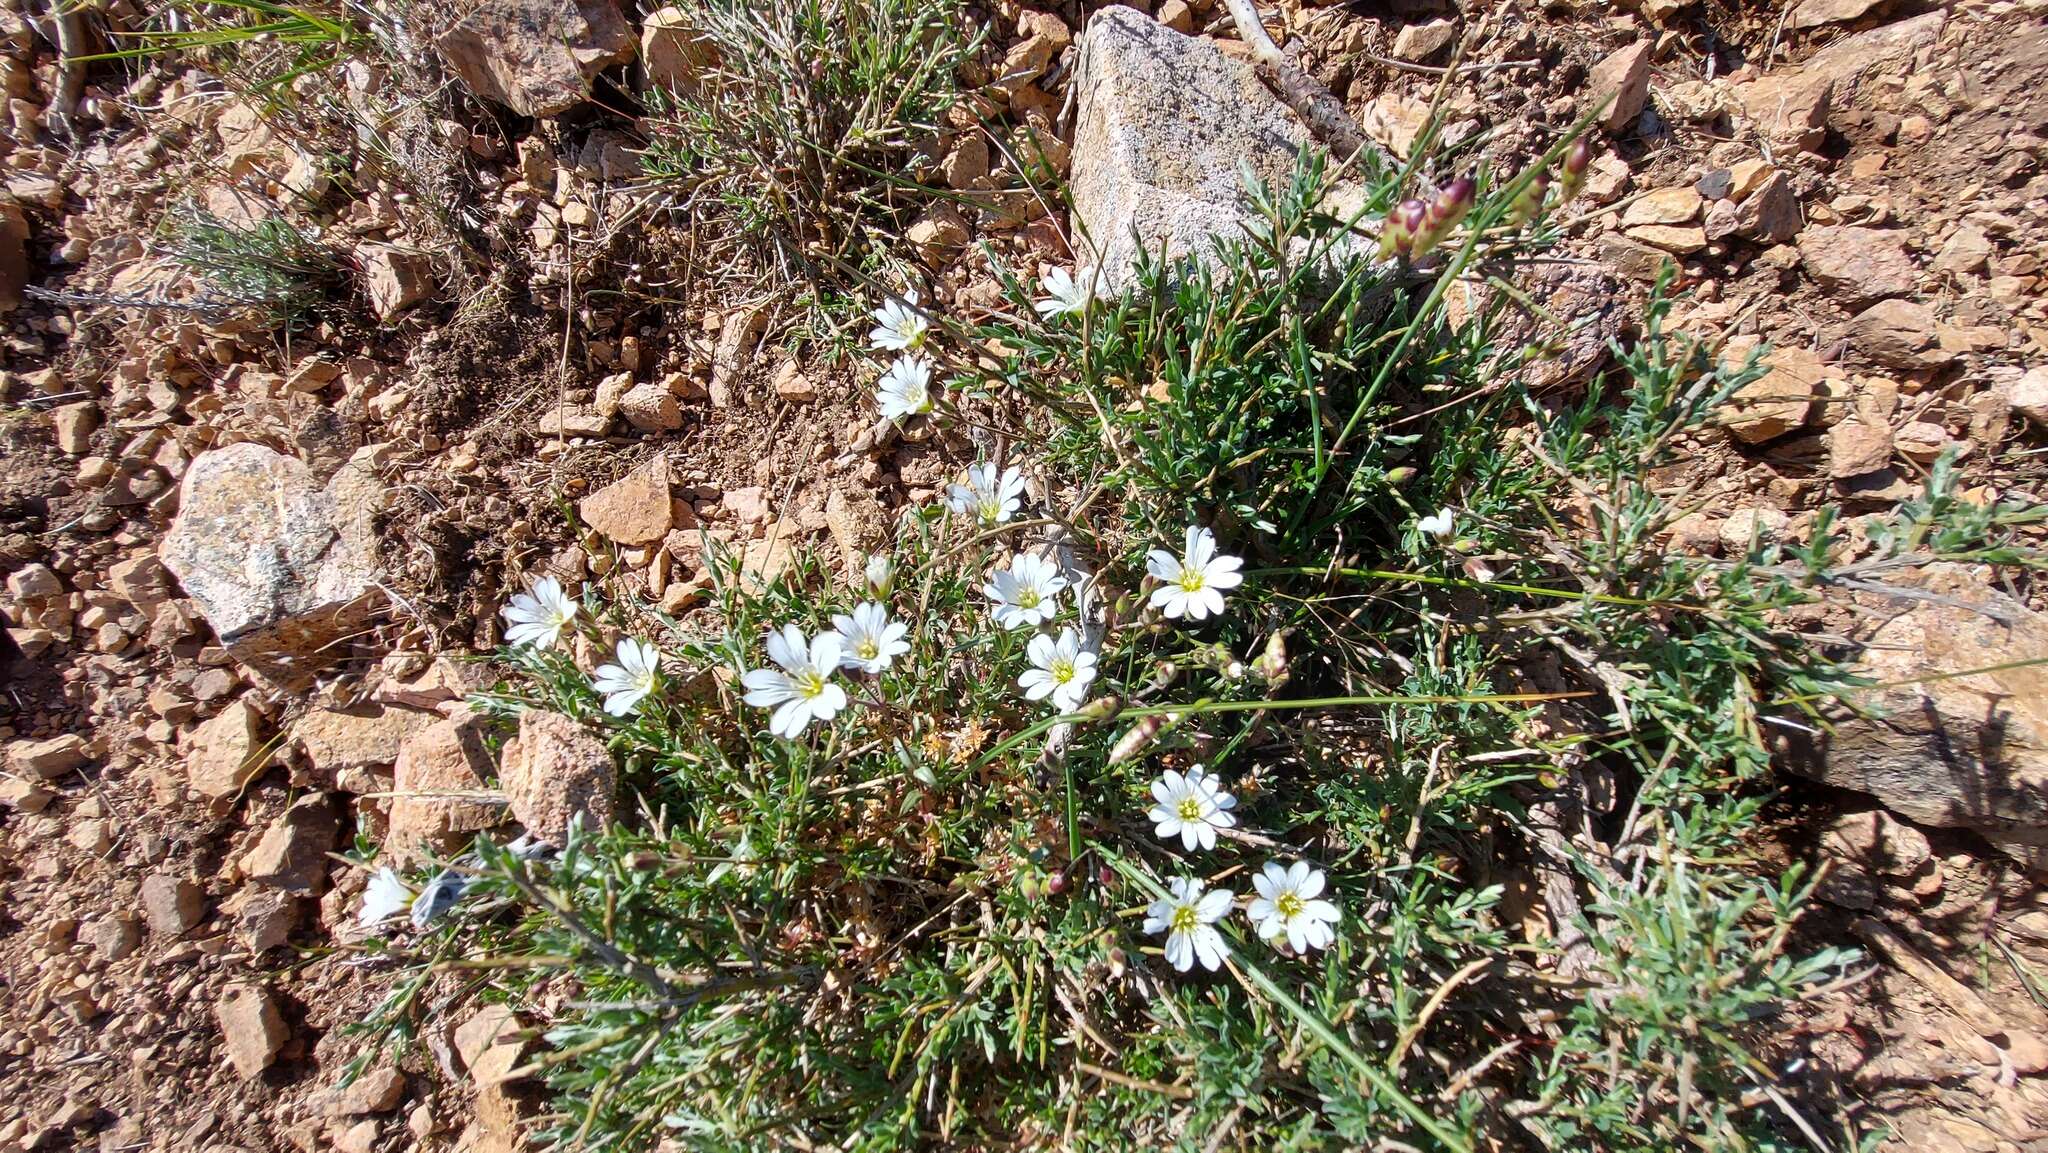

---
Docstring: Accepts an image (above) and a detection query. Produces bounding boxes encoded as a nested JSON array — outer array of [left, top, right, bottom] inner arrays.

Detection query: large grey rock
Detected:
[[160, 443, 384, 688], [1786, 565, 2048, 870], [435, 0, 633, 117], [1071, 7, 1338, 292]]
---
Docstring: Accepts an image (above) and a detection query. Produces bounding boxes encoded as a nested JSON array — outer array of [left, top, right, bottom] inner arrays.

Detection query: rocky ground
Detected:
[[0, 0, 2046, 1149]]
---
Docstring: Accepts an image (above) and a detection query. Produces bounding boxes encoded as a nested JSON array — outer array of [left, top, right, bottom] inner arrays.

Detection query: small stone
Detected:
[[940, 135, 988, 190], [640, 6, 707, 96], [216, 985, 289, 1079], [141, 873, 206, 936], [159, 443, 384, 687], [906, 205, 971, 261], [1931, 224, 1992, 276], [1737, 70, 1832, 151], [50, 402, 95, 455], [1822, 810, 1932, 877], [1789, 0, 1888, 29], [2011, 367, 2048, 426], [1156, 0, 1195, 33], [1796, 226, 1917, 310], [358, 244, 434, 319], [1391, 19, 1457, 62], [723, 486, 772, 525], [6, 563, 62, 600], [1846, 299, 1938, 371], [433, 0, 632, 116], [1893, 421, 1949, 462], [1722, 346, 1823, 444], [1625, 224, 1707, 254], [1828, 420, 1892, 478], [328, 1067, 407, 1117], [334, 1120, 379, 1153], [1586, 41, 1653, 134], [0, 778, 52, 812], [1583, 153, 1631, 204], [1719, 507, 1790, 551], [5, 733, 88, 781], [710, 308, 765, 408], [1734, 172, 1802, 244], [81, 916, 140, 962], [240, 794, 338, 893], [1597, 234, 1678, 282], [222, 886, 299, 952], [1695, 169, 1732, 200], [454, 1005, 526, 1085], [185, 699, 266, 801], [498, 710, 616, 846], [1727, 159, 1773, 202], [580, 466, 673, 545], [387, 712, 502, 866], [772, 361, 815, 403], [619, 381, 682, 431], [1621, 187, 1703, 227], [293, 707, 438, 775]]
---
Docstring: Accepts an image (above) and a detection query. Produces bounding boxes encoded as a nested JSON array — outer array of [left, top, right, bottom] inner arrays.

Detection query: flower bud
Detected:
[[1558, 138, 1595, 203], [1045, 870, 1067, 895], [1413, 176, 1475, 256], [1073, 694, 1123, 723], [1385, 466, 1417, 487], [1507, 170, 1551, 228], [862, 552, 895, 598], [1108, 714, 1170, 764], [1377, 197, 1431, 261]]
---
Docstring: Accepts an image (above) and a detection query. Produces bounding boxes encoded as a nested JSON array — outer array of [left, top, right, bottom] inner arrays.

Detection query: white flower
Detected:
[[740, 624, 849, 739], [875, 354, 934, 421], [1018, 626, 1097, 711], [983, 552, 1068, 630], [500, 575, 578, 650], [869, 289, 929, 351], [591, 637, 662, 717], [1143, 876, 1235, 973], [359, 867, 412, 929], [1148, 765, 1238, 852], [863, 552, 896, 598], [832, 601, 910, 674], [1248, 860, 1341, 954], [1145, 526, 1245, 621], [1417, 509, 1455, 538], [945, 462, 1027, 527], [1034, 266, 1096, 318]]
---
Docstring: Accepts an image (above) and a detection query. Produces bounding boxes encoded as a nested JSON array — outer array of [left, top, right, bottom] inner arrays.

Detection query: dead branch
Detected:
[[1217, 0, 1389, 170]]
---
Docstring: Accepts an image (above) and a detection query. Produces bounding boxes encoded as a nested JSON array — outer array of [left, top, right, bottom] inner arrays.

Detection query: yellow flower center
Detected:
[[857, 639, 879, 661], [1170, 905, 1200, 933], [796, 671, 827, 700], [1016, 588, 1040, 609], [1176, 797, 1205, 823], [978, 498, 1001, 522], [1050, 659, 1074, 684], [1178, 569, 1206, 593], [1276, 893, 1305, 920]]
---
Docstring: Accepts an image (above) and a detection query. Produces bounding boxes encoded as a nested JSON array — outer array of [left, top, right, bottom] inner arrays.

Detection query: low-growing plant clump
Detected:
[[346, 141, 2040, 1153]]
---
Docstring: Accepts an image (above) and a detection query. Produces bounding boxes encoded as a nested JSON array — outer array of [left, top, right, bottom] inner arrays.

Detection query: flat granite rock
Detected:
[[159, 442, 385, 688]]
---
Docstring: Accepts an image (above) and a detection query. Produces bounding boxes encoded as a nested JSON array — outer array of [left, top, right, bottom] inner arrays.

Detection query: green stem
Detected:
[[1249, 565, 1692, 610]]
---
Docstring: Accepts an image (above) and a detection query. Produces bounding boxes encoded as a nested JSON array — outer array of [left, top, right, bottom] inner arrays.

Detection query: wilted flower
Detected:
[[1146, 526, 1245, 621], [869, 289, 929, 351], [1147, 765, 1238, 851], [1417, 509, 1455, 538], [1143, 876, 1234, 973], [1248, 860, 1341, 954], [1034, 266, 1096, 318], [591, 637, 662, 716], [358, 867, 413, 929], [875, 355, 934, 422], [863, 552, 896, 599], [984, 552, 1068, 630], [500, 575, 578, 650], [1018, 626, 1097, 711], [741, 624, 848, 739], [832, 601, 910, 674], [945, 462, 1027, 527]]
